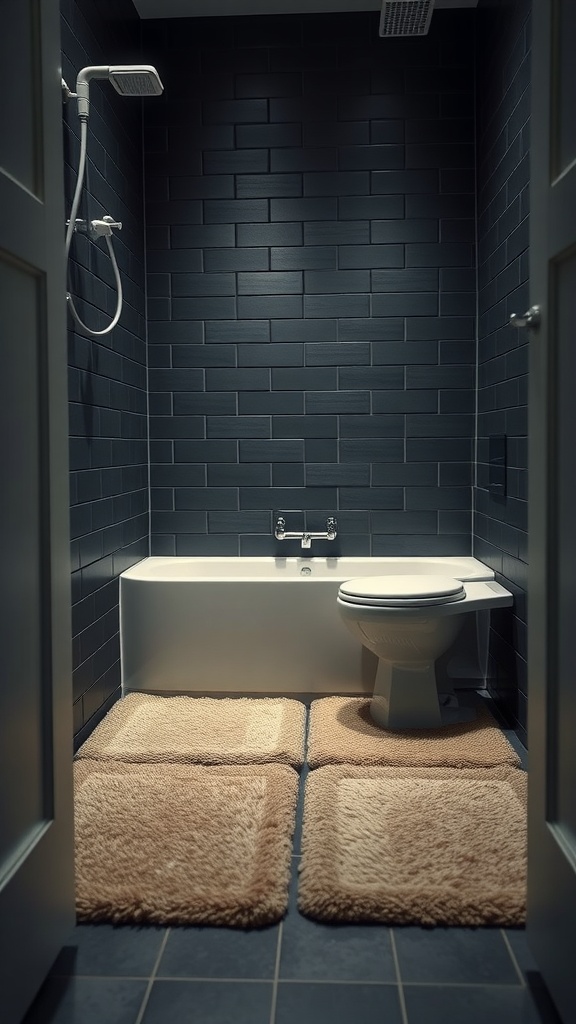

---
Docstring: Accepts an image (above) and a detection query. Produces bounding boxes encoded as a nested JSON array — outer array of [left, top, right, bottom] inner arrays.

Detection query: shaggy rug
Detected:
[[306, 696, 521, 769], [298, 764, 527, 927], [75, 693, 306, 767], [74, 759, 299, 927]]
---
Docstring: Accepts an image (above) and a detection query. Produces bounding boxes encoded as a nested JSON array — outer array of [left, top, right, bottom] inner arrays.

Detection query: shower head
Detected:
[[107, 66, 164, 97], [379, 0, 435, 37], [73, 65, 163, 119]]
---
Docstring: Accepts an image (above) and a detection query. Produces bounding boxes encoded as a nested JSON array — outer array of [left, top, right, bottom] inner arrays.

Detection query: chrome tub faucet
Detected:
[[274, 515, 337, 551]]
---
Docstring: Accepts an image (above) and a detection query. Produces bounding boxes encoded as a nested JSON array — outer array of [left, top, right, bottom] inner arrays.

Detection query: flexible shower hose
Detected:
[[65, 118, 123, 336]]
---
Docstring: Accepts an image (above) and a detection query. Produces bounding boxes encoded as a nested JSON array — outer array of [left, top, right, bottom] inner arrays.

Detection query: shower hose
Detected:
[[65, 118, 123, 337]]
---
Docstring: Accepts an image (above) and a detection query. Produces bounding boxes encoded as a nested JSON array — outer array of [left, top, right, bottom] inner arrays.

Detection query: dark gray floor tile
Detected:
[[504, 929, 538, 978], [287, 851, 302, 911], [403, 983, 553, 1024], [22, 977, 146, 1024], [280, 899, 396, 982], [50, 924, 166, 977], [289, 706, 308, 858], [393, 927, 520, 985], [140, 980, 273, 1024], [292, 764, 308, 855], [275, 981, 403, 1024], [157, 925, 279, 978]]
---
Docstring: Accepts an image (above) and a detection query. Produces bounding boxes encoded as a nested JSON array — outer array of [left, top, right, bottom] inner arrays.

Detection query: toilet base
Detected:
[[370, 658, 478, 730]]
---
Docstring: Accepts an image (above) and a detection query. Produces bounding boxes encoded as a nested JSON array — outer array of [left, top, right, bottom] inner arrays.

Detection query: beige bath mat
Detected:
[[298, 764, 527, 927], [307, 696, 520, 769], [75, 759, 298, 927], [75, 693, 306, 767]]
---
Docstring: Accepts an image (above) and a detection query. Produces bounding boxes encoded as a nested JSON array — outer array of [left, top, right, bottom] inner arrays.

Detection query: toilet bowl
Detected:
[[337, 574, 513, 729]]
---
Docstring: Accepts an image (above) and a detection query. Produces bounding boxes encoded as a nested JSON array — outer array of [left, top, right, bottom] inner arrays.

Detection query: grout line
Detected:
[[385, 978, 524, 987], [54, 974, 527, 988], [269, 920, 284, 1024], [400, 981, 525, 989], [133, 927, 170, 1024], [389, 930, 410, 1024], [138, 42, 152, 565], [51, 973, 155, 981], [275, 978, 404, 986], [500, 929, 526, 987], [153, 976, 273, 984]]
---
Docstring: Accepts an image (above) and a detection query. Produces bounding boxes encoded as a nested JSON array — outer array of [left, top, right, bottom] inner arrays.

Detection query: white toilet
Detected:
[[337, 574, 513, 729]]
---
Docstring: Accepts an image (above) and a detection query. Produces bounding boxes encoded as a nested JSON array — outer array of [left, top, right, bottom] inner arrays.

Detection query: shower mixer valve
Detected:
[[68, 215, 123, 240], [89, 215, 123, 239]]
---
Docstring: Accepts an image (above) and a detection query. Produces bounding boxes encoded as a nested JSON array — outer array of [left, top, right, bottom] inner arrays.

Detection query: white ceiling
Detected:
[[134, 0, 478, 22]]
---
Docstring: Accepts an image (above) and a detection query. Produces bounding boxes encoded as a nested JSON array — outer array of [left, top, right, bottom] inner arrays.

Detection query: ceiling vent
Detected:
[[379, 0, 435, 37]]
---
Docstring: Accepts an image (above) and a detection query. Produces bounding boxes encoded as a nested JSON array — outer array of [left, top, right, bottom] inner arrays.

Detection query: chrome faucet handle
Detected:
[[326, 516, 337, 540], [274, 516, 286, 540], [509, 305, 541, 329]]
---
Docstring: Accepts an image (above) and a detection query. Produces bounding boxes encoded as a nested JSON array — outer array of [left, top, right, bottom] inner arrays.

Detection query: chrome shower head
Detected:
[[107, 66, 164, 97], [73, 64, 164, 119], [379, 0, 435, 37]]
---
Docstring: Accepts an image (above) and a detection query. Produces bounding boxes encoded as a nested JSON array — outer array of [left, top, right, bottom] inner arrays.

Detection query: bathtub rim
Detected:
[[120, 555, 495, 584]]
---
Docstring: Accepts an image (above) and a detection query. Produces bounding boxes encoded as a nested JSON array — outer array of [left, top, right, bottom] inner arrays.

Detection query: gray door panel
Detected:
[[0, 1, 75, 1021], [528, 0, 576, 1017]]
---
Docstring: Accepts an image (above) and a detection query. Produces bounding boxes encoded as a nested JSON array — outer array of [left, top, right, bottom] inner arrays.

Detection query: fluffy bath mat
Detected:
[[307, 696, 520, 769], [298, 764, 527, 927], [74, 759, 299, 927], [75, 693, 306, 768]]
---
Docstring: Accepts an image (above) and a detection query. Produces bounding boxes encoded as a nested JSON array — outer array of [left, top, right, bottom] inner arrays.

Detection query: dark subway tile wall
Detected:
[[143, 10, 476, 558], [474, 0, 530, 743], [62, 0, 149, 744]]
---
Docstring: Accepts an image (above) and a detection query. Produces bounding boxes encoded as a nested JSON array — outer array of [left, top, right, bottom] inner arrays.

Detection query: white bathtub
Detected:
[[120, 556, 494, 696]]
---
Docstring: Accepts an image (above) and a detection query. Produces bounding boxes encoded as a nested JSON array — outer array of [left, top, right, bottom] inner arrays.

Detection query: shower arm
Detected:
[[75, 67, 108, 120], [62, 67, 114, 121]]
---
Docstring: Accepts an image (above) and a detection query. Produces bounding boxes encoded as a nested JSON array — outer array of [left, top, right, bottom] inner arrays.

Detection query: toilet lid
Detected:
[[338, 574, 466, 608]]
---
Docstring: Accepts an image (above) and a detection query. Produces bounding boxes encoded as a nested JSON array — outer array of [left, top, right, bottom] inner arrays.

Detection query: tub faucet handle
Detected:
[[274, 515, 286, 540], [326, 516, 337, 540]]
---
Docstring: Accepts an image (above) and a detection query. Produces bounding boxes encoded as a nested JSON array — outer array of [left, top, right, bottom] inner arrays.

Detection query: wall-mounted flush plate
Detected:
[[488, 435, 507, 497]]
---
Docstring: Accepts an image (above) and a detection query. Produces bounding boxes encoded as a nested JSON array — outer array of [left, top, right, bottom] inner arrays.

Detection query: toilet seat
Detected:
[[337, 574, 467, 608]]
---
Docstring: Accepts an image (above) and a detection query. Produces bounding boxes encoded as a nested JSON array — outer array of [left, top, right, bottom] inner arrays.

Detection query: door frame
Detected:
[[527, 0, 576, 1019]]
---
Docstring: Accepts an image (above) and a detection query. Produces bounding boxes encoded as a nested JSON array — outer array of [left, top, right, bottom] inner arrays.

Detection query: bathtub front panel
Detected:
[[120, 556, 494, 695], [121, 577, 378, 694]]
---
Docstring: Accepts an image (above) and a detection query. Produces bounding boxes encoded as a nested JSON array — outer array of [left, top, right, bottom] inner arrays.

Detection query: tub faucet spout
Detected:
[[301, 534, 312, 550]]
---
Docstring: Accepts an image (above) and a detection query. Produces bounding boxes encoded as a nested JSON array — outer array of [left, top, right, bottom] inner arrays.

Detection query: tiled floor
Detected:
[[22, 703, 564, 1024]]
